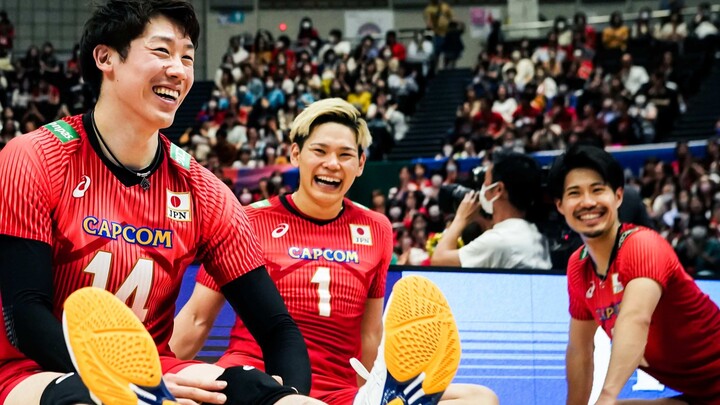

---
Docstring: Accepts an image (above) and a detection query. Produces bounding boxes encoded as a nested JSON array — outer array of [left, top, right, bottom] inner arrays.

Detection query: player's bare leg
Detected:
[[63, 287, 178, 405], [3, 372, 91, 405], [355, 275, 475, 405], [439, 383, 499, 404], [274, 395, 327, 404]]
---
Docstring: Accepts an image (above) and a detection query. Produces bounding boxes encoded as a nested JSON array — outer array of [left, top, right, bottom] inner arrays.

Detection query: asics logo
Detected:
[[129, 383, 157, 401], [72, 175, 91, 198], [272, 223, 290, 238], [586, 281, 595, 298], [55, 372, 75, 385]]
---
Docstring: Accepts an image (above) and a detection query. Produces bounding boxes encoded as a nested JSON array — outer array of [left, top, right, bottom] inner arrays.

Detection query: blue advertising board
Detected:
[[177, 265, 719, 404]]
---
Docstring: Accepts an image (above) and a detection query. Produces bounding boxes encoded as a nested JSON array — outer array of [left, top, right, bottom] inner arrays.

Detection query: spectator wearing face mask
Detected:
[[297, 17, 320, 51], [603, 11, 630, 51], [318, 29, 352, 61], [431, 152, 553, 269], [631, 7, 655, 40], [238, 187, 254, 206]]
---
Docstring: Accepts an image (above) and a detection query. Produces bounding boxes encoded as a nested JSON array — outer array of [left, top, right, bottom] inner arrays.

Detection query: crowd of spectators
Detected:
[[178, 19, 431, 177], [0, 17, 93, 150], [1, 5, 719, 276], [374, 4, 720, 272], [447, 3, 718, 161]]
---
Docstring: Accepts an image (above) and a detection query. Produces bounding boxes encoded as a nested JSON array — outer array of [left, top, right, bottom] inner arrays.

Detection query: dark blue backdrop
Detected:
[[176, 265, 720, 405]]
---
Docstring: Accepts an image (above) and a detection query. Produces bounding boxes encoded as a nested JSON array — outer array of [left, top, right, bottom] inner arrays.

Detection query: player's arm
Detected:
[[565, 317, 597, 405], [358, 297, 384, 387], [596, 277, 662, 402], [171, 282, 226, 360], [0, 235, 75, 372], [220, 266, 311, 395], [431, 191, 481, 267]]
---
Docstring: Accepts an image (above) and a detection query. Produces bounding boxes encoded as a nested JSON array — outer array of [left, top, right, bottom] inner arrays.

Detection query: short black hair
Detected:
[[547, 145, 624, 200], [491, 151, 542, 212], [80, 0, 200, 96]]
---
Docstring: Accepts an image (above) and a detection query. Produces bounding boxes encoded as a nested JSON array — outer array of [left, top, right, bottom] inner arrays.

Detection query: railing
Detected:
[[502, 4, 720, 37]]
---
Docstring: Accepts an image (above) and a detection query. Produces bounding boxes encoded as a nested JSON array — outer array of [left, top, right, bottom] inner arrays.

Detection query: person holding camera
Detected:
[[431, 152, 553, 269]]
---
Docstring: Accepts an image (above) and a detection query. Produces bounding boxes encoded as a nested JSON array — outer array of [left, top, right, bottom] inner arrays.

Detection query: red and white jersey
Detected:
[[0, 114, 264, 365], [197, 194, 393, 398], [567, 224, 720, 398]]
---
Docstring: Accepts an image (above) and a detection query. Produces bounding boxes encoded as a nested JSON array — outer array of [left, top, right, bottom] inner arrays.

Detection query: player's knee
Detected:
[[442, 383, 498, 405], [475, 385, 499, 405], [39, 372, 95, 405], [466, 385, 499, 405], [216, 365, 298, 405]]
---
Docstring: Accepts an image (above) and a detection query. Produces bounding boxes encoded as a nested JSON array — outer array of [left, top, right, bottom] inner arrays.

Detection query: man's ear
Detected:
[[93, 45, 113, 73], [289, 143, 301, 167], [615, 187, 624, 209], [555, 198, 565, 215], [357, 150, 366, 177], [495, 181, 505, 197]]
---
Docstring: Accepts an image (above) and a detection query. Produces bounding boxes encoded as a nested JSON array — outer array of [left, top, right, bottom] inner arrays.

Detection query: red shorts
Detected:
[[0, 358, 43, 404], [0, 356, 203, 403], [215, 351, 265, 370]]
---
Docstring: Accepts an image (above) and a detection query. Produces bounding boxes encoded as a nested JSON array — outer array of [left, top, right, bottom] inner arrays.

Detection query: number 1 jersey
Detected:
[[197, 194, 393, 397]]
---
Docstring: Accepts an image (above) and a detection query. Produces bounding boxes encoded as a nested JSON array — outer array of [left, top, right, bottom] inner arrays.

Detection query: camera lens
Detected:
[[438, 184, 473, 213]]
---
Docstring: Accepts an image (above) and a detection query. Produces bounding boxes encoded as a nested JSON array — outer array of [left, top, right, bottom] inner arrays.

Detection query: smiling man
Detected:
[[172, 98, 498, 405], [548, 145, 720, 405]]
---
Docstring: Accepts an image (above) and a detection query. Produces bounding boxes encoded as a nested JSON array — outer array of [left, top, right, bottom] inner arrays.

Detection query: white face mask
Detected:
[[239, 193, 253, 205], [479, 182, 500, 214]]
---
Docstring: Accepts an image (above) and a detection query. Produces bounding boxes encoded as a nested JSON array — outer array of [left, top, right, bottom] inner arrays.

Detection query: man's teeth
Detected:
[[316, 176, 340, 184], [154, 87, 179, 100], [580, 213, 601, 220]]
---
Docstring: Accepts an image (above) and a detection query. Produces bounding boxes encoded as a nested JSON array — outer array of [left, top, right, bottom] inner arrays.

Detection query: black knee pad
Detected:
[[217, 366, 298, 405], [40, 372, 96, 405]]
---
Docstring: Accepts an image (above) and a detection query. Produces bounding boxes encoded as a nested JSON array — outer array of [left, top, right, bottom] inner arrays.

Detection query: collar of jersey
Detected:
[[82, 112, 165, 188], [279, 193, 346, 226]]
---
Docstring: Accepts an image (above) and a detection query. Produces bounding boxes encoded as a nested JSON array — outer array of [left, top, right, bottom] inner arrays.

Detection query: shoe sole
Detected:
[[383, 275, 461, 396], [62, 287, 178, 405]]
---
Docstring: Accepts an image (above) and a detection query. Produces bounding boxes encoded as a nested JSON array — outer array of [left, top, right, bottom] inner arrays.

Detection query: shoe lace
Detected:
[[349, 357, 371, 381]]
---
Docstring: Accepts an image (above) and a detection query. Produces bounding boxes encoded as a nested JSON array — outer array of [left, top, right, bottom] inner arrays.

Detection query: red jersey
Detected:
[[197, 194, 393, 402], [0, 114, 264, 366], [567, 224, 720, 400]]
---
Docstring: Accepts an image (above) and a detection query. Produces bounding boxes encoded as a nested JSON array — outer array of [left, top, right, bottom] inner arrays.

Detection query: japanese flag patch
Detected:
[[167, 190, 192, 222], [350, 224, 372, 246]]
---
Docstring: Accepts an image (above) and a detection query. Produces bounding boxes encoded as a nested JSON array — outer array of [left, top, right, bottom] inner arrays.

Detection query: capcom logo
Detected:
[[82, 216, 173, 248], [288, 247, 360, 263]]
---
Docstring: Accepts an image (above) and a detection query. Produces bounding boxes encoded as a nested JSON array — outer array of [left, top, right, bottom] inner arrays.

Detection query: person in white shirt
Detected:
[[619, 53, 649, 96], [431, 152, 553, 269], [492, 83, 518, 123]]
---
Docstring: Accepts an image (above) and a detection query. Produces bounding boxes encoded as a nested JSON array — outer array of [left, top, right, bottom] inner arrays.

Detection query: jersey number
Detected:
[[83, 251, 153, 322], [310, 267, 331, 317]]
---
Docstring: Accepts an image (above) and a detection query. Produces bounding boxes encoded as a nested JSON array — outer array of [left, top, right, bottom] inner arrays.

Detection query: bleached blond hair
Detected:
[[289, 98, 372, 151]]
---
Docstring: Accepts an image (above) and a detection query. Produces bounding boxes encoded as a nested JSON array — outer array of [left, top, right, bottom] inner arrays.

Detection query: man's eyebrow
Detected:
[[148, 35, 195, 50]]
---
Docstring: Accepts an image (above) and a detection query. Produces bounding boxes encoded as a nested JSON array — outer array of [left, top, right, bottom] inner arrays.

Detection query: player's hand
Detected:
[[164, 373, 228, 405], [454, 190, 481, 225]]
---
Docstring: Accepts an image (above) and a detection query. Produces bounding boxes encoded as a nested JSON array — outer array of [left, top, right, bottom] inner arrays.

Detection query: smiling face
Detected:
[[556, 168, 623, 239], [291, 122, 365, 212], [98, 15, 194, 130]]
